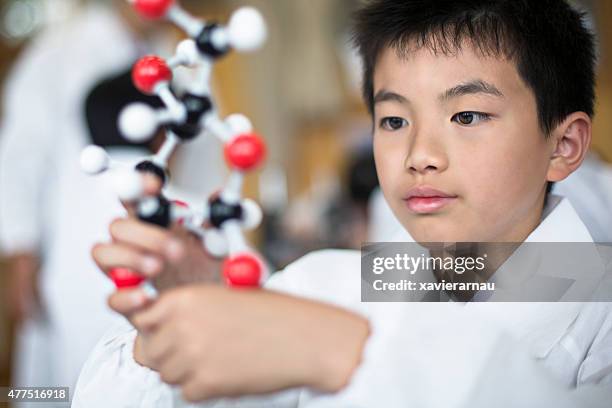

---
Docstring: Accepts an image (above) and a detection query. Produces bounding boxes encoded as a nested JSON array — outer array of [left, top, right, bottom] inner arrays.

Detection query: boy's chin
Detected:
[[405, 221, 479, 244]]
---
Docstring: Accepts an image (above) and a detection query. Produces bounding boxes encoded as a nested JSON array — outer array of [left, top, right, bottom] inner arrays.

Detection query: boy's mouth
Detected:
[[403, 186, 457, 214]]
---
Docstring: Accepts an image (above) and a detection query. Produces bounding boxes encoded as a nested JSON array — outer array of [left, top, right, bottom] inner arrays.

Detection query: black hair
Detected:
[[85, 68, 164, 150], [352, 0, 597, 135]]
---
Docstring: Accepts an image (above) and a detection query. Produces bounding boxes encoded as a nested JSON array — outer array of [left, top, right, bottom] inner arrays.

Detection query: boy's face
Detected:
[[373, 44, 555, 242]]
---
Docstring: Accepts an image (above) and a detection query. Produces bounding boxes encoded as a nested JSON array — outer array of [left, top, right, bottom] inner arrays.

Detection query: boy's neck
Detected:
[[491, 190, 547, 243]]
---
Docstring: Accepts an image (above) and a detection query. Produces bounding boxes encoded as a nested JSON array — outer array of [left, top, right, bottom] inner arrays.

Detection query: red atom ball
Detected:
[[133, 0, 174, 19], [222, 254, 262, 287], [132, 55, 172, 94], [224, 133, 266, 171], [110, 267, 145, 289]]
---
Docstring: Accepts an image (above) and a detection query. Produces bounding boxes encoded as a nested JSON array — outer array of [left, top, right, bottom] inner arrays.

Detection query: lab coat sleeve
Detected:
[[71, 261, 316, 408], [302, 303, 612, 408], [71, 320, 175, 407], [71, 318, 302, 408], [0, 35, 61, 254]]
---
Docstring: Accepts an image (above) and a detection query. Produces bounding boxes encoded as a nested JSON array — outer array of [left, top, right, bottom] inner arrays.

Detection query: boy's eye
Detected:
[[379, 116, 408, 131], [451, 111, 491, 126]]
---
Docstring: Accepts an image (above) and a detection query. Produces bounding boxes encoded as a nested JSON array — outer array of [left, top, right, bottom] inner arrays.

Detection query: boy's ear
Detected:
[[546, 112, 592, 183]]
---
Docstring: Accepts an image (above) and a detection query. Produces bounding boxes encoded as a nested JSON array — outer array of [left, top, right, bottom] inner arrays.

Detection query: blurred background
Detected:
[[0, 0, 610, 406]]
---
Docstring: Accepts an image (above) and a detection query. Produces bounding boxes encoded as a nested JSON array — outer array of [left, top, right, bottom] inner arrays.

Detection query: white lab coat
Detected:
[[72, 195, 612, 407], [0, 5, 223, 404]]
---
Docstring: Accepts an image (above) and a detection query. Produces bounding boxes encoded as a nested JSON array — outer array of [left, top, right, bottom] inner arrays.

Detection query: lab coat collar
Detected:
[[477, 196, 598, 357], [384, 195, 598, 358], [487, 195, 604, 301], [525, 194, 594, 243]]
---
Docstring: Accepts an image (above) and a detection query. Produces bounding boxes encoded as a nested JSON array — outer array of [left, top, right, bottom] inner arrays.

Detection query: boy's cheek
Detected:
[[456, 158, 529, 213], [374, 148, 406, 184]]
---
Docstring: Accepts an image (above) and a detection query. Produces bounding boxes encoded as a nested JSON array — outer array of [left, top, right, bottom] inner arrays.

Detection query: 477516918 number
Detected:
[[1, 387, 69, 402]]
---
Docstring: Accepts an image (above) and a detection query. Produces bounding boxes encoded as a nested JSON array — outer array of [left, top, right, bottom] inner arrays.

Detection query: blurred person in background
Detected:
[[0, 0, 223, 403]]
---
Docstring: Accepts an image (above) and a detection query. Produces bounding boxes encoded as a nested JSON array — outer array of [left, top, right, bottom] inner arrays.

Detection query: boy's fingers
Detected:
[[157, 353, 191, 385], [91, 242, 163, 277], [108, 289, 150, 317], [109, 218, 184, 261], [132, 295, 172, 332], [141, 324, 177, 367]]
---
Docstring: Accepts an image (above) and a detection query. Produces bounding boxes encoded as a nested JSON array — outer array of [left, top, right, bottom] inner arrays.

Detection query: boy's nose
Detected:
[[403, 133, 448, 174]]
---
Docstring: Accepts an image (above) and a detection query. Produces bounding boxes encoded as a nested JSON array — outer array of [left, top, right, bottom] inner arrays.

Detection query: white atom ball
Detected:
[[225, 113, 253, 134], [176, 39, 199, 67], [227, 7, 267, 52], [80, 145, 109, 174], [204, 229, 228, 257], [241, 198, 263, 230], [113, 169, 143, 202], [118, 103, 158, 143]]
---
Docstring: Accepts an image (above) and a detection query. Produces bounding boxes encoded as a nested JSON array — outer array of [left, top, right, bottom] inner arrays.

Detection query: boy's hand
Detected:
[[95, 167, 221, 295], [92, 216, 223, 329], [130, 285, 370, 402], [95, 217, 224, 362], [93, 218, 221, 292]]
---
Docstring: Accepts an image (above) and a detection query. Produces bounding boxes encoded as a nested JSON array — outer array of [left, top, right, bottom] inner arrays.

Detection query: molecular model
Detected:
[[80, 0, 268, 291]]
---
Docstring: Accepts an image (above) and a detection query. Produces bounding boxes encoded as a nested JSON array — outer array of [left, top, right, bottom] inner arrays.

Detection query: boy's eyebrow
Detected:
[[439, 80, 504, 101], [373, 80, 503, 106], [373, 89, 409, 105]]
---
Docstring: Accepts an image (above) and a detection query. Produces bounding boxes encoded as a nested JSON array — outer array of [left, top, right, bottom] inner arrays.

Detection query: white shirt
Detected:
[[73, 196, 612, 407]]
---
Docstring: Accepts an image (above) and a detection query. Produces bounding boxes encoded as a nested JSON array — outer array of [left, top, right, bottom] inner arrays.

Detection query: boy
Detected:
[[73, 0, 612, 407]]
